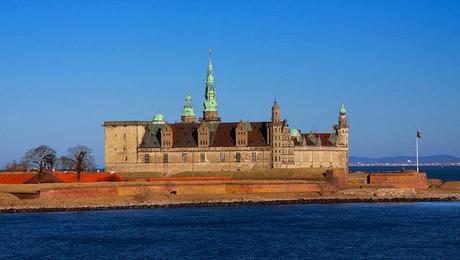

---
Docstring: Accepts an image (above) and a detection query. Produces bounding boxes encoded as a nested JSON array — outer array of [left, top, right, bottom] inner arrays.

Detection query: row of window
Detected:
[[144, 152, 258, 163]]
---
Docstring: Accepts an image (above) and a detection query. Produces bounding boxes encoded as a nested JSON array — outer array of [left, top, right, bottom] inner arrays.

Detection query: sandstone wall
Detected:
[[293, 147, 348, 169], [105, 124, 146, 167], [106, 147, 273, 175]]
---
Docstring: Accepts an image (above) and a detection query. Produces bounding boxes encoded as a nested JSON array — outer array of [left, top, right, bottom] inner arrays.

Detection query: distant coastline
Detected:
[[350, 154, 460, 167], [350, 163, 460, 167]]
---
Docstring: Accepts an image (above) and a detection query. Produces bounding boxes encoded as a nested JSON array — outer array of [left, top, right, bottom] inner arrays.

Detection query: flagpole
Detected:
[[416, 135, 419, 173]]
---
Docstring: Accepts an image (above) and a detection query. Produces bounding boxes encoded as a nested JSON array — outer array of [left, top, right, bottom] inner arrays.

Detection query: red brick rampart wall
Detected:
[[324, 169, 348, 190], [40, 187, 118, 199], [368, 171, 427, 189], [39, 180, 333, 199]]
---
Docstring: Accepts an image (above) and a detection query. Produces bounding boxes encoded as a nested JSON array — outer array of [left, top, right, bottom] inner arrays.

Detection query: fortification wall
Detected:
[[39, 180, 333, 199], [369, 171, 427, 189]]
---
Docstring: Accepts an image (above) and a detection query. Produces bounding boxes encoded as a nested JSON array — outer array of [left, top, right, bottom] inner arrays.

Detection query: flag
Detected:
[[416, 131, 422, 139]]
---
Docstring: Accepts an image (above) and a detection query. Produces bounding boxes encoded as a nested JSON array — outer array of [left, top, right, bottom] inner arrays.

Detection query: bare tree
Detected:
[[67, 146, 95, 182], [22, 145, 57, 181], [4, 160, 29, 172], [44, 153, 57, 170], [58, 156, 75, 171]]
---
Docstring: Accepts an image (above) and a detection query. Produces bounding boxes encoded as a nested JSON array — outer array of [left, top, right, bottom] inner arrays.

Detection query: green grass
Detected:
[[428, 178, 443, 188], [440, 181, 460, 189], [118, 172, 163, 180], [171, 168, 332, 181]]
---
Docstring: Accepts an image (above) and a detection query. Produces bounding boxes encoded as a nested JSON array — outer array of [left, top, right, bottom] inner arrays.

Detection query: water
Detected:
[[350, 166, 460, 181], [1, 203, 460, 259]]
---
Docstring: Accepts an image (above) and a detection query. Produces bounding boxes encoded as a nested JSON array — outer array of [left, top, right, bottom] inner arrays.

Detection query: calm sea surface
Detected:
[[350, 166, 460, 181], [1, 203, 460, 259]]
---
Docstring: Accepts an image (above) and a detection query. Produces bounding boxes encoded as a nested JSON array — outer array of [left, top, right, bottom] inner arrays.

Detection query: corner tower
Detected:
[[335, 103, 349, 147], [181, 92, 196, 123], [201, 49, 220, 122]]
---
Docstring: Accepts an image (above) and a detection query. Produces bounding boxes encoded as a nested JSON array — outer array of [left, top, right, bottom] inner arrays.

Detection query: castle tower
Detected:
[[181, 92, 196, 123], [271, 101, 282, 167], [270, 101, 294, 168], [335, 103, 349, 147], [201, 49, 220, 122], [272, 100, 280, 125]]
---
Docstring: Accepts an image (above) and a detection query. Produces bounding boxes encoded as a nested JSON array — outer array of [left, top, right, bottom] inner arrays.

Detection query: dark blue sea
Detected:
[[1, 203, 460, 259], [350, 166, 460, 181]]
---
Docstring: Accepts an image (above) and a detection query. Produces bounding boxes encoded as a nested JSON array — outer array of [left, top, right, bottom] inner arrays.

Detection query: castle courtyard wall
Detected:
[[293, 147, 348, 169]]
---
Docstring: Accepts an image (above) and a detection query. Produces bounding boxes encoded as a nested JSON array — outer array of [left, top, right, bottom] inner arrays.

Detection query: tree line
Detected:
[[4, 145, 95, 180]]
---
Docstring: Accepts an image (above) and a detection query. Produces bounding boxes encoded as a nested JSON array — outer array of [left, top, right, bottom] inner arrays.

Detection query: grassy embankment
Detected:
[[171, 168, 328, 180], [119, 168, 330, 180]]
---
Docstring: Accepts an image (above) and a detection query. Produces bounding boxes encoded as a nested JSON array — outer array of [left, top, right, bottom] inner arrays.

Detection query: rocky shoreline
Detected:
[[1, 196, 459, 214]]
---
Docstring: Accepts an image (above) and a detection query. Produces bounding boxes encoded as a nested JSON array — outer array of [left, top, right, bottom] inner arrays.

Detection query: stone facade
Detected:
[[103, 53, 349, 175]]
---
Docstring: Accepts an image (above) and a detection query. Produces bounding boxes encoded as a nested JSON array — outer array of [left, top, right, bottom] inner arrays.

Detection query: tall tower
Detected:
[[201, 49, 220, 122], [270, 100, 294, 168], [271, 100, 282, 168], [272, 100, 280, 125], [335, 103, 349, 147], [181, 92, 196, 123]]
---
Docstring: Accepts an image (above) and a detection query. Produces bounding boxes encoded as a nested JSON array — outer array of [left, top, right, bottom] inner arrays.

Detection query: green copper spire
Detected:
[[203, 48, 218, 112], [339, 103, 346, 114], [181, 92, 196, 117]]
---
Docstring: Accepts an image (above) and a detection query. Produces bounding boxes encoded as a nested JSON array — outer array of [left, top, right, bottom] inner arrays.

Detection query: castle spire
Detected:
[[202, 48, 220, 122], [181, 92, 196, 123], [339, 103, 346, 115]]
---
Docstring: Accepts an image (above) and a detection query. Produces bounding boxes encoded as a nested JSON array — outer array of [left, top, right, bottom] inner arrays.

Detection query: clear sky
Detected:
[[1, 0, 459, 167]]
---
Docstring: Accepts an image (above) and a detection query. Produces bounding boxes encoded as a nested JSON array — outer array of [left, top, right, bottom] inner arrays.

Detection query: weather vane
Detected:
[[208, 48, 213, 59]]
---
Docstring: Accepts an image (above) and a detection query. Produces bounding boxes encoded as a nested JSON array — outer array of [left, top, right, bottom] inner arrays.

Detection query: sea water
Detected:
[[1, 203, 460, 259], [350, 166, 460, 181]]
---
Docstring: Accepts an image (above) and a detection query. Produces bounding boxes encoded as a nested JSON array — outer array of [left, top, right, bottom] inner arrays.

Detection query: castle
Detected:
[[103, 53, 349, 174]]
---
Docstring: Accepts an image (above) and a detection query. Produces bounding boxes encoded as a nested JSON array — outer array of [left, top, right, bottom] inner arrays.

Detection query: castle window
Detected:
[[182, 153, 188, 163], [144, 153, 150, 163], [200, 152, 206, 163], [163, 153, 168, 163], [251, 152, 256, 162], [220, 153, 226, 162], [235, 152, 241, 163]]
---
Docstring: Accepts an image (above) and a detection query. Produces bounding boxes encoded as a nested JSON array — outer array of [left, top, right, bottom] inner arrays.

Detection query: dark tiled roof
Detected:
[[171, 123, 199, 147], [298, 133, 335, 147], [141, 122, 270, 148]]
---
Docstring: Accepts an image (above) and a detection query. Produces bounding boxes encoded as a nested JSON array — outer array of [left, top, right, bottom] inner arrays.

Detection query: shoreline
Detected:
[[2, 196, 459, 214]]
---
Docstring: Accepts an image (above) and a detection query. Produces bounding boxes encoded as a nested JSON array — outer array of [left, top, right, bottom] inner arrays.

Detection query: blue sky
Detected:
[[1, 0, 459, 166]]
